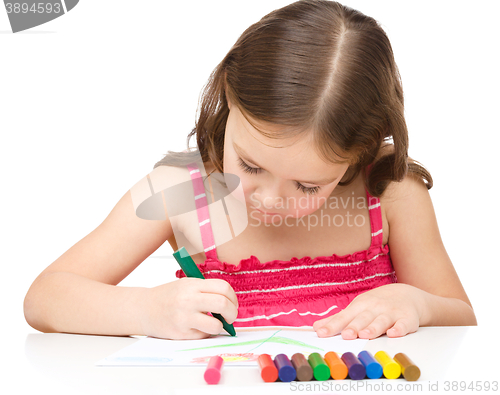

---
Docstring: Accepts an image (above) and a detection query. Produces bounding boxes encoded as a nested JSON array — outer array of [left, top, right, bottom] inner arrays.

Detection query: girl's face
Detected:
[[223, 104, 350, 222]]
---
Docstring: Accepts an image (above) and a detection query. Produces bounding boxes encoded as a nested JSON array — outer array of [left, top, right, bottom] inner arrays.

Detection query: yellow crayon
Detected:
[[374, 351, 401, 379]]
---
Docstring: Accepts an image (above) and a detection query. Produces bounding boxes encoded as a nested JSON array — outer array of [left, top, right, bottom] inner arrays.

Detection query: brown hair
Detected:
[[154, 0, 432, 197]]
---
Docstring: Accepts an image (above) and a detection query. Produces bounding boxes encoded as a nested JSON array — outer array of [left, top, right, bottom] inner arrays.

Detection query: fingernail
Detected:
[[344, 329, 355, 337], [318, 327, 328, 336]]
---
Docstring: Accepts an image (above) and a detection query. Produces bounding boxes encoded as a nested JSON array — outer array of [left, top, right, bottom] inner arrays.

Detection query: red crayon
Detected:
[[258, 354, 279, 382], [204, 355, 224, 385]]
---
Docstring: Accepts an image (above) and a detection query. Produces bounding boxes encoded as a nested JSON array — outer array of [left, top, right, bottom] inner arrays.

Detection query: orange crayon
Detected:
[[324, 351, 348, 380]]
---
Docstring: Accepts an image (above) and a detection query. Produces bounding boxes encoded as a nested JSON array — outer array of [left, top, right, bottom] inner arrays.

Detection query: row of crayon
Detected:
[[258, 351, 420, 383]]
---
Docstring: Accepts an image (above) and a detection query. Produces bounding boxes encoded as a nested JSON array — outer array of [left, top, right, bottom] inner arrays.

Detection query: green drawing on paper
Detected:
[[96, 328, 370, 367], [178, 330, 324, 352]]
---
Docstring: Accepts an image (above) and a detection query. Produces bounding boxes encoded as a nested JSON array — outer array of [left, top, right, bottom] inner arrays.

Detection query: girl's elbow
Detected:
[[23, 291, 41, 331], [458, 298, 477, 326], [468, 306, 478, 326], [23, 288, 56, 333]]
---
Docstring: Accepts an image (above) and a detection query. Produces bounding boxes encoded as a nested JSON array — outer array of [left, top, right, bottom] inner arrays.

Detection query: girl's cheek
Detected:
[[291, 196, 328, 218], [287, 206, 317, 219]]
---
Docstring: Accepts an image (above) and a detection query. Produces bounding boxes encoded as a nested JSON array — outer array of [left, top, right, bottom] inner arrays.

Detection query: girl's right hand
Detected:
[[139, 277, 239, 340]]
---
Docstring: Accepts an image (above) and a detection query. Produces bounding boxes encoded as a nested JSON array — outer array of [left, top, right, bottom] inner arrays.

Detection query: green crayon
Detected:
[[308, 352, 331, 381], [173, 247, 236, 336]]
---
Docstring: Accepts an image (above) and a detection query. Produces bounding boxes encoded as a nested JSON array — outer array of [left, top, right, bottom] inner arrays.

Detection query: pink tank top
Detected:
[[175, 162, 397, 327]]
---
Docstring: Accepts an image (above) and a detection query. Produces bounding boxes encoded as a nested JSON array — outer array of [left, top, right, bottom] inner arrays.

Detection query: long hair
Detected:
[[155, 0, 433, 197]]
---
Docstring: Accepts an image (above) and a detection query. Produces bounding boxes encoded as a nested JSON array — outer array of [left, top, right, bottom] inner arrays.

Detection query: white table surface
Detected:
[[16, 326, 499, 395]]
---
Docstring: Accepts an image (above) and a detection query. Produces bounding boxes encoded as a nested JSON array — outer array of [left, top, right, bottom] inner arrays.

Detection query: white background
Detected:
[[1, 1, 499, 394]]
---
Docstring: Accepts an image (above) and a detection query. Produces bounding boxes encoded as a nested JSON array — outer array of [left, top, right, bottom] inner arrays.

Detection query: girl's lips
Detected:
[[252, 206, 281, 216]]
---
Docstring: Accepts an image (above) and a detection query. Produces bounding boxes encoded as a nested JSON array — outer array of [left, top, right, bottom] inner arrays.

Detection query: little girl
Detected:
[[24, 0, 476, 341]]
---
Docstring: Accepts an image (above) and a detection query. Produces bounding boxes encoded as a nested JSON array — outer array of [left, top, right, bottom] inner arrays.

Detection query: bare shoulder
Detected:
[[371, 144, 430, 246], [380, 144, 429, 206], [380, 144, 435, 243], [384, 176, 429, 229]]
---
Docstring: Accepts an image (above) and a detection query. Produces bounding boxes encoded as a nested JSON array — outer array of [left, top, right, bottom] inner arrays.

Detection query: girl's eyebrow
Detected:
[[232, 141, 339, 185]]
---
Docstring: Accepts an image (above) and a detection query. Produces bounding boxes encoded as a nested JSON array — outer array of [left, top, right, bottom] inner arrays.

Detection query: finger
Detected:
[[314, 309, 357, 338], [177, 328, 212, 340], [312, 315, 333, 330], [357, 314, 394, 339], [201, 279, 239, 309], [191, 312, 224, 336], [195, 293, 238, 324], [386, 318, 416, 338], [159, 325, 212, 341], [340, 311, 377, 340]]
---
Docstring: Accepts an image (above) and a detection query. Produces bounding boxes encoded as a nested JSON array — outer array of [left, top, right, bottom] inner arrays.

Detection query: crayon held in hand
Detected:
[[173, 247, 236, 336]]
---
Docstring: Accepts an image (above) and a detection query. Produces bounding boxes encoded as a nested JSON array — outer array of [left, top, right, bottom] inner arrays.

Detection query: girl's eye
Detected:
[[237, 157, 321, 196], [238, 157, 261, 175], [295, 183, 320, 196]]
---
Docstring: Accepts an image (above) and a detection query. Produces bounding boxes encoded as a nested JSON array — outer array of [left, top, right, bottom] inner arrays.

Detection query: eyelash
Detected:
[[237, 158, 321, 195]]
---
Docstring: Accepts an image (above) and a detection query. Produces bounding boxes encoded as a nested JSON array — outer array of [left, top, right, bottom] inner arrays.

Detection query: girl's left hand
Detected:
[[313, 283, 427, 339]]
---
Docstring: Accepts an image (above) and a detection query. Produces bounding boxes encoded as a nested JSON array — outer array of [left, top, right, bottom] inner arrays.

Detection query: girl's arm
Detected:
[[385, 172, 476, 327], [24, 172, 238, 339], [314, 165, 477, 339], [24, 189, 173, 336]]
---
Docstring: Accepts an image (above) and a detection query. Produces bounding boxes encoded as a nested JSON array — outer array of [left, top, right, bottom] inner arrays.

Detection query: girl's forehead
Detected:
[[228, 105, 310, 148], [228, 105, 350, 166]]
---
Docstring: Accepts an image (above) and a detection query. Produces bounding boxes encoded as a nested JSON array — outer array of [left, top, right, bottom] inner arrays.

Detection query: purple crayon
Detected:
[[274, 354, 297, 382], [341, 352, 366, 380]]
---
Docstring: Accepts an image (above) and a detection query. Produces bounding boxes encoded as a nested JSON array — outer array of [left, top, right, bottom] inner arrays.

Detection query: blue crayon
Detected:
[[274, 354, 297, 382], [358, 351, 383, 379], [341, 352, 366, 380]]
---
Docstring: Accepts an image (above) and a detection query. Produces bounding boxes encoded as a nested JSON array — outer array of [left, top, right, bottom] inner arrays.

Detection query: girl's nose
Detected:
[[257, 182, 286, 211]]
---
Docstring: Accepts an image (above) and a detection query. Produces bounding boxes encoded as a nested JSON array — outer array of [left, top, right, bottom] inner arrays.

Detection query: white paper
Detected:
[[96, 327, 368, 367]]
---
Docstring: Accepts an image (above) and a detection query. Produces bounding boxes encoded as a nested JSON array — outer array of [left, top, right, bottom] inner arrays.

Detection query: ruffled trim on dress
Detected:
[[175, 243, 390, 278], [176, 244, 389, 278]]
